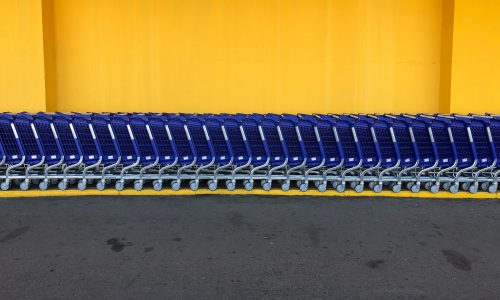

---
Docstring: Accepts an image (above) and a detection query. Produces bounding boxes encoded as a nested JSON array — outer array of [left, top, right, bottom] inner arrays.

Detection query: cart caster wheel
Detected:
[[134, 180, 143, 191], [243, 181, 253, 191], [336, 184, 346, 193], [411, 184, 420, 193], [368, 182, 376, 189], [317, 183, 327, 192], [208, 180, 218, 191], [430, 184, 440, 194], [50, 178, 59, 185], [462, 182, 471, 191], [314, 181, 320, 188], [350, 182, 358, 189], [296, 181, 303, 188], [424, 182, 433, 191], [171, 181, 181, 191], [406, 182, 414, 190], [226, 180, 236, 191], [373, 184, 383, 193], [332, 181, 339, 189], [96, 181, 106, 191], [262, 181, 272, 191], [449, 184, 459, 194], [299, 183, 308, 192], [354, 184, 364, 193], [443, 182, 451, 191], [281, 181, 290, 192], [469, 184, 478, 194], [488, 184, 497, 194], [392, 184, 402, 193], [115, 180, 125, 191], [20, 180, 30, 191], [153, 180, 163, 191], [68, 178, 77, 185], [481, 182, 489, 191], [189, 180, 199, 191], [58, 181, 68, 190], [39, 180, 49, 191], [77, 180, 87, 191]]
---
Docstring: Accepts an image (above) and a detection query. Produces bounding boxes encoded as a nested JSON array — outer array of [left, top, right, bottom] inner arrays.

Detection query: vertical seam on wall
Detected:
[[439, 0, 455, 114]]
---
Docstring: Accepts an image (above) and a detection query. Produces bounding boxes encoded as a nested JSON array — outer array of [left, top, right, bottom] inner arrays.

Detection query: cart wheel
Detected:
[[96, 180, 106, 191], [314, 181, 320, 188], [281, 181, 290, 192], [424, 182, 433, 190], [449, 183, 459, 194], [368, 182, 376, 190], [153, 180, 163, 191], [208, 180, 217, 191], [331, 181, 339, 189], [115, 180, 125, 191], [58, 181, 68, 191], [50, 178, 59, 185], [20, 180, 30, 191], [406, 182, 414, 190], [69, 178, 77, 185], [430, 184, 440, 194], [350, 182, 358, 189], [39, 180, 49, 191], [171, 180, 181, 191], [77, 180, 87, 191], [336, 184, 346, 193], [134, 180, 143, 191], [443, 182, 451, 191], [354, 184, 364, 193], [299, 183, 308, 192], [392, 184, 402, 193], [411, 184, 420, 193], [243, 181, 252, 191], [461, 182, 471, 191], [469, 184, 478, 194], [32, 179, 40, 185], [481, 182, 489, 191], [296, 181, 303, 188], [373, 184, 383, 193], [262, 181, 272, 191], [488, 184, 497, 194], [189, 180, 199, 191], [317, 183, 327, 192], [225, 180, 235, 191]]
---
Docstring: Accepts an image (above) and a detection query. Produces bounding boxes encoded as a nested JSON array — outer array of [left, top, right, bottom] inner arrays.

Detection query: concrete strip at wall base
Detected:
[[0, 189, 497, 199]]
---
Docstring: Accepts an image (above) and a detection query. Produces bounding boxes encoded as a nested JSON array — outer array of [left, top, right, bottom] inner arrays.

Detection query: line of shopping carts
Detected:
[[0, 112, 498, 194]]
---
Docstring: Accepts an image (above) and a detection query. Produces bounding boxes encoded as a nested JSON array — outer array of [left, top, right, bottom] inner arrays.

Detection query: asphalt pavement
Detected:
[[0, 195, 499, 299]]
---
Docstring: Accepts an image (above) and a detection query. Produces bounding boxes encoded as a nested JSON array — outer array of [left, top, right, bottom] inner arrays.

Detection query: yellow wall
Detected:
[[450, 0, 500, 114], [1, 0, 498, 114], [49, 0, 446, 113], [0, 0, 46, 112]]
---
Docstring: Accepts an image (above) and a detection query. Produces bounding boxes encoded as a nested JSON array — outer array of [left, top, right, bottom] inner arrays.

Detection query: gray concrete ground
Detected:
[[0, 195, 499, 299]]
